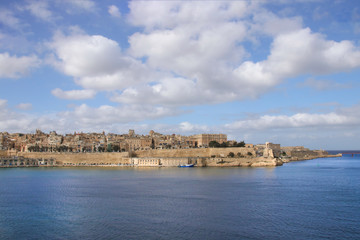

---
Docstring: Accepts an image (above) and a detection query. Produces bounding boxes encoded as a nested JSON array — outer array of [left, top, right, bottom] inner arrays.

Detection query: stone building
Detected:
[[191, 134, 227, 147]]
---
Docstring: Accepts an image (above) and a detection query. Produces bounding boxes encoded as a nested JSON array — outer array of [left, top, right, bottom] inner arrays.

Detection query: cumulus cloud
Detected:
[[225, 112, 359, 130], [49, 31, 153, 91], [51, 88, 96, 100], [0, 52, 40, 79], [117, 2, 360, 106], [108, 5, 121, 18], [45, 2, 360, 107]]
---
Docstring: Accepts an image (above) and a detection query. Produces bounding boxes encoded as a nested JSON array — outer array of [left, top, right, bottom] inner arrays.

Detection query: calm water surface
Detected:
[[1, 155, 360, 240]]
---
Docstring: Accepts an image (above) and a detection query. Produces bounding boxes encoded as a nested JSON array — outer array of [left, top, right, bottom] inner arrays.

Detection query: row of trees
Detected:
[[209, 141, 246, 148]]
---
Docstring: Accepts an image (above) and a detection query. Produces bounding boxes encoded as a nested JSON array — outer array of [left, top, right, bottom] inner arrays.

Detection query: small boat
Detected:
[[178, 164, 194, 168]]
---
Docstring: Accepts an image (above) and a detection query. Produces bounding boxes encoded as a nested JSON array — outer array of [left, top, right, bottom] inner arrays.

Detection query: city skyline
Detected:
[[1, 0, 360, 150]]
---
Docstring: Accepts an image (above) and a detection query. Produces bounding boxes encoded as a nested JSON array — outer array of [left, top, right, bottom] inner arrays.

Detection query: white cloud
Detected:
[[62, 0, 96, 12], [265, 28, 360, 76], [128, 1, 249, 31], [223, 104, 360, 149], [0, 99, 35, 132], [0, 98, 182, 133], [122, 2, 360, 106], [108, 5, 121, 18], [49, 31, 153, 90], [226, 112, 358, 130], [16, 103, 32, 110], [0, 52, 40, 79], [250, 9, 303, 36], [51, 88, 96, 100], [23, 0, 53, 22], [0, 99, 7, 109], [179, 121, 209, 133], [0, 9, 21, 30], [58, 104, 180, 127]]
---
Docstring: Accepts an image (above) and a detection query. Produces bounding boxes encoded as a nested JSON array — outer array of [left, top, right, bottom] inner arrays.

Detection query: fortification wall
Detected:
[[135, 147, 255, 158], [17, 152, 130, 165]]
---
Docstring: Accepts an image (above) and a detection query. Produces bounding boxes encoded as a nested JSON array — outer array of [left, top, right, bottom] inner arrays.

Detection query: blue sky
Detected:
[[0, 0, 360, 150]]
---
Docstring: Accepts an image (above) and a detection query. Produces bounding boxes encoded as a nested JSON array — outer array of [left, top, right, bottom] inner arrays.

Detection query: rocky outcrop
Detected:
[[250, 157, 283, 167]]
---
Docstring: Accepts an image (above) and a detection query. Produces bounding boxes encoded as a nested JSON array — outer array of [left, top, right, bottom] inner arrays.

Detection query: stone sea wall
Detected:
[[18, 152, 130, 165]]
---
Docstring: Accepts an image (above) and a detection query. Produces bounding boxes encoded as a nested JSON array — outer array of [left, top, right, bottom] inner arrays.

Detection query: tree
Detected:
[[228, 152, 235, 158], [247, 152, 253, 156], [233, 141, 245, 147], [107, 144, 113, 152], [220, 142, 228, 148], [150, 139, 155, 149], [209, 141, 220, 148], [113, 145, 120, 152]]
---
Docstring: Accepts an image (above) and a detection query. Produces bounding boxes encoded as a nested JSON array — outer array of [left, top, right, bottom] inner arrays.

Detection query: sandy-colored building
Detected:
[[191, 134, 227, 147]]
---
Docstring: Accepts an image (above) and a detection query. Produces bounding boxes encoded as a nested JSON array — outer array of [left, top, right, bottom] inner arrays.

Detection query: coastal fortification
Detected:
[[17, 152, 130, 166], [12, 146, 306, 167], [3, 144, 338, 168]]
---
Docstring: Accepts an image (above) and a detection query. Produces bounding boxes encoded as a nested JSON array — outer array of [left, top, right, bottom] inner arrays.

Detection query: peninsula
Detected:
[[0, 129, 340, 168]]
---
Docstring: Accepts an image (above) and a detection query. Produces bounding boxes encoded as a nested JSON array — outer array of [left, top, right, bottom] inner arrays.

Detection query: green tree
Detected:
[[233, 141, 245, 147], [209, 141, 220, 148], [228, 152, 235, 158], [150, 139, 155, 149], [113, 145, 120, 152], [107, 144, 113, 152], [220, 142, 228, 148], [98, 146, 105, 152]]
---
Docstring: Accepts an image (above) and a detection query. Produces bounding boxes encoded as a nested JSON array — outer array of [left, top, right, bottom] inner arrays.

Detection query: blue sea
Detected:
[[1, 153, 360, 240]]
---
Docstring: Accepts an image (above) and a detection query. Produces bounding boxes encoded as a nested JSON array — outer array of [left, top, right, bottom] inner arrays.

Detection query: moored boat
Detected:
[[178, 164, 194, 168]]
